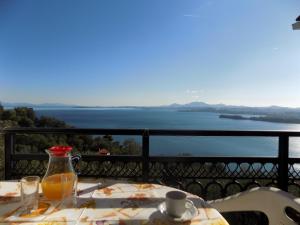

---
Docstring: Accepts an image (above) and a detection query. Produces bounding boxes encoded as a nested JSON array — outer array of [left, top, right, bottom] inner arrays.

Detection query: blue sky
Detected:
[[0, 0, 300, 107]]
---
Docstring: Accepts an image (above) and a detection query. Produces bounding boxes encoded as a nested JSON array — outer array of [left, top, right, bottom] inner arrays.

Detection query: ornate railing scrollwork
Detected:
[[4, 128, 300, 200]]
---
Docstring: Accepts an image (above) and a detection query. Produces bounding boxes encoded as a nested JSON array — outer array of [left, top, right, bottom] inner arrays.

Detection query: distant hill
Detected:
[[2, 101, 300, 115], [165, 102, 226, 108], [164, 102, 300, 115], [165, 102, 300, 124]]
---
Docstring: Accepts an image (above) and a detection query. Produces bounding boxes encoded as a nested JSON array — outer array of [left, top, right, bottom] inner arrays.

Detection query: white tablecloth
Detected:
[[0, 178, 229, 225]]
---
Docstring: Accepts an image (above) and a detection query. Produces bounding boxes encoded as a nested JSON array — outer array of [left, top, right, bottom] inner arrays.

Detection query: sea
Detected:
[[35, 108, 300, 157]]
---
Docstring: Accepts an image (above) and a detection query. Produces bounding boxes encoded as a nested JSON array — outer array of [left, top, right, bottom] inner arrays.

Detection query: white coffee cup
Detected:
[[165, 191, 193, 218]]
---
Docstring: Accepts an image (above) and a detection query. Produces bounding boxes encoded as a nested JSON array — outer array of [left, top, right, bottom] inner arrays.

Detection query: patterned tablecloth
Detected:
[[0, 178, 229, 225]]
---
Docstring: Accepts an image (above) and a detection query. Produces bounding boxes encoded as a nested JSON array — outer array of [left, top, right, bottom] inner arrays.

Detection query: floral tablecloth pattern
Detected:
[[0, 179, 229, 225]]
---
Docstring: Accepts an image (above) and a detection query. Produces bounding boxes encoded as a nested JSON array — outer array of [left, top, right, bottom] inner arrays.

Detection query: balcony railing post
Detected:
[[4, 132, 15, 180], [142, 129, 149, 181], [278, 135, 289, 191]]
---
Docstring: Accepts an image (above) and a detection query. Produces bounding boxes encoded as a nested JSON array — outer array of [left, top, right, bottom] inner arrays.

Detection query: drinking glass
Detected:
[[21, 176, 40, 213], [60, 173, 78, 208]]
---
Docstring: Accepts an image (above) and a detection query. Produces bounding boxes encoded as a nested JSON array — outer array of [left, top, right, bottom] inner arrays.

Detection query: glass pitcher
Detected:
[[41, 146, 77, 205]]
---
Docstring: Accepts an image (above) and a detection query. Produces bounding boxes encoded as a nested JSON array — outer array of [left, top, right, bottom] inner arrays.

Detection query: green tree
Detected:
[[2, 109, 17, 121], [0, 103, 3, 120], [36, 116, 68, 128], [15, 107, 35, 121], [103, 134, 113, 142], [0, 120, 18, 180], [0, 106, 142, 157], [121, 139, 141, 155], [18, 117, 34, 127]]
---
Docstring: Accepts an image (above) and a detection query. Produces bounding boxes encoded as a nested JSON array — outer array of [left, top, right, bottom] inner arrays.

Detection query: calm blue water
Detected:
[[35, 108, 300, 157]]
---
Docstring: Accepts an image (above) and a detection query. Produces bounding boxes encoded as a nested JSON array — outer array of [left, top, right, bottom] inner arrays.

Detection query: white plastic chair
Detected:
[[208, 187, 300, 225]]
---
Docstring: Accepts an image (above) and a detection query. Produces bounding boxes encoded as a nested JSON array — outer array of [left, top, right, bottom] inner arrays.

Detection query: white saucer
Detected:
[[158, 200, 198, 222]]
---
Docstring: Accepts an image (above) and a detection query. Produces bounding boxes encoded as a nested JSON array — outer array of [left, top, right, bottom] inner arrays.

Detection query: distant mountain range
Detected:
[[2, 101, 300, 115], [164, 102, 300, 124], [3, 101, 300, 124], [162, 101, 300, 115], [166, 101, 226, 108]]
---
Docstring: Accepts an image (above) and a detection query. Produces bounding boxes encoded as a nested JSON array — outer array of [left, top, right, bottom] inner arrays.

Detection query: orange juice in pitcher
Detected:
[[42, 172, 76, 200], [42, 146, 77, 203]]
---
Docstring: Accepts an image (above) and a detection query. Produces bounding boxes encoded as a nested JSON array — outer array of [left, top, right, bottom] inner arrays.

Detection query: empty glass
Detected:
[[20, 176, 40, 213]]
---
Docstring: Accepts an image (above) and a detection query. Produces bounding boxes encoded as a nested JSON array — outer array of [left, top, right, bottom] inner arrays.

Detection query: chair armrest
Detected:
[[208, 187, 300, 225]]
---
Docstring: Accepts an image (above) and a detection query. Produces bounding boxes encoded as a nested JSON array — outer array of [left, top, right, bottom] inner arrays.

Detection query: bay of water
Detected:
[[35, 108, 300, 157]]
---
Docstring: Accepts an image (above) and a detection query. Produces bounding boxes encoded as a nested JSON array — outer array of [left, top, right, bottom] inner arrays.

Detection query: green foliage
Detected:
[[0, 103, 3, 120], [0, 133, 3, 180], [15, 107, 35, 120], [121, 139, 142, 155], [18, 117, 34, 127], [36, 116, 68, 128], [0, 107, 141, 156], [103, 134, 113, 142], [2, 109, 17, 121], [0, 120, 19, 180]]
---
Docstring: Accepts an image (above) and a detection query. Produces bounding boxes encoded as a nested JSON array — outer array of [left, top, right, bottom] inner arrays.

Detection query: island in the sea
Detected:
[[219, 114, 300, 124], [165, 101, 300, 124], [219, 114, 249, 120]]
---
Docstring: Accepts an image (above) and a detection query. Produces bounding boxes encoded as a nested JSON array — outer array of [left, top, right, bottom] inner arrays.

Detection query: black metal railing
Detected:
[[3, 128, 300, 200]]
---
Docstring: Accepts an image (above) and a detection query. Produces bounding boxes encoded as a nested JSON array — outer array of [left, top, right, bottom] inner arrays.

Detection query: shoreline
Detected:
[[219, 114, 300, 124]]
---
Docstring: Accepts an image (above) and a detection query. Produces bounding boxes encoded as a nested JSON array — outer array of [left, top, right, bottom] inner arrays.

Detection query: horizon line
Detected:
[[1, 100, 300, 109]]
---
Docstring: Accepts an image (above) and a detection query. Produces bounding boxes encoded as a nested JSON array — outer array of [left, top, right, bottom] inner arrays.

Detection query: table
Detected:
[[0, 178, 229, 225]]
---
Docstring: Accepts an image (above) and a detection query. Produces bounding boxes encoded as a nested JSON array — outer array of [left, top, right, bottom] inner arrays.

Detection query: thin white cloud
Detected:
[[273, 47, 279, 51], [183, 14, 200, 18], [185, 90, 202, 100], [186, 89, 199, 94]]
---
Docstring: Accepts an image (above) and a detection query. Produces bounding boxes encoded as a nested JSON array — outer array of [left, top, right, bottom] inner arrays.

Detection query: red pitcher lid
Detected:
[[49, 146, 72, 156]]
